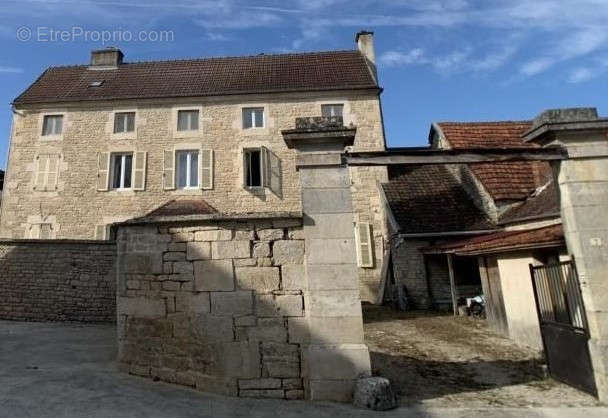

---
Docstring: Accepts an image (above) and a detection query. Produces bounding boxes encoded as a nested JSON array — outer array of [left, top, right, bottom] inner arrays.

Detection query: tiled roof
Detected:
[[13, 50, 377, 105], [139, 199, 217, 219], [499, 181, 560, 224], [382, 165, 496, 234], [423, 224, 564, 255], [435, 121, 551, 201]]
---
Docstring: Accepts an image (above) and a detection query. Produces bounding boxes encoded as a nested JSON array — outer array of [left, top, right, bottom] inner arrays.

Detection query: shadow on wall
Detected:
[[116, 220, 368, 402], [0, 240, 117, 323]]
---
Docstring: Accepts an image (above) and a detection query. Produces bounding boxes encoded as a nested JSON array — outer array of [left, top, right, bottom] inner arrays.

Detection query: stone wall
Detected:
[[116, 218, 308, 400], [1, 91, 385, 240], [391, 238, 432, 309], [0, 239, 116, 322]]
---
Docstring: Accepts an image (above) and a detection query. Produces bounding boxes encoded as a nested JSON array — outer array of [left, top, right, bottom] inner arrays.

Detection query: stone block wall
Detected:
[[116, 218, 308, 400], [0, 240, 116, 322]]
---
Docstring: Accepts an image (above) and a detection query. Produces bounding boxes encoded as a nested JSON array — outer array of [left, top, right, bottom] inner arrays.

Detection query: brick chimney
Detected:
[[356, 31, 377, 83], [89, 47, 124, 69]]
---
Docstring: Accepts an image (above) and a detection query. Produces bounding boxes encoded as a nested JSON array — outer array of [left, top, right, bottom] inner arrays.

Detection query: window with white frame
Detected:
[[110, 153, 133, 190], [242, 107, 264, 129], [113, 112, 135, 133], [42, 115, 63, 136], [34, 154, 60, 191], [177, 110, 199, 131], [176, 150, 199, 189], [321, 104, 344, 117]]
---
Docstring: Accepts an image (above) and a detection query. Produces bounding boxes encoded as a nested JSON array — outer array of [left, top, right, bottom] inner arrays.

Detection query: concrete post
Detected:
[[524, 108, 608, 400], [295, 152, 372, 402]]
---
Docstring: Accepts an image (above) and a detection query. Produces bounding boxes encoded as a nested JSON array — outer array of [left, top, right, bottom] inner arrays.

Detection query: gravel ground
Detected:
[[363, 305, 600, 408]]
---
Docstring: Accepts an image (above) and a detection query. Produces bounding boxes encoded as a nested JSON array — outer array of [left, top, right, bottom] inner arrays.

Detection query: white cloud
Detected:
[[568, 67, 594, 83], [520, 58, 554, 76], [379, 49, 427, 66], [0, 66, 23, 73]]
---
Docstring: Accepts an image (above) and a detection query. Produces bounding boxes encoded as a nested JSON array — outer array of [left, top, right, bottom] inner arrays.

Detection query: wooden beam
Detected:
[[344, 148, 567, 166], [447, 253, 458, 316]]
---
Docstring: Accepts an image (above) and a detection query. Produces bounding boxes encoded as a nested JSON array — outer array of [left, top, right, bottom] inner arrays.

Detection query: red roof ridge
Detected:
[[436, 120, 531, 126], [42, 49, 362, 71]]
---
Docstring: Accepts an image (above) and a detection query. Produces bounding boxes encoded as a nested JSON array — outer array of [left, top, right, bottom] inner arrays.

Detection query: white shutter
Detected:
[[34, 155, 47, 191], [97, 152, 110, 191], [47, 154, 59, 191], [27, 224, 41, 239], [355, 222, 374, 268], [163, 150, 175, 190], [133, 151, 147, 191], [199, 148, 213, 190]]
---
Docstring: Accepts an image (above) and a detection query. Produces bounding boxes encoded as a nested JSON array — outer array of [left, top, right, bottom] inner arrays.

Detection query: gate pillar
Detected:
[[524, 108, 608, 400]]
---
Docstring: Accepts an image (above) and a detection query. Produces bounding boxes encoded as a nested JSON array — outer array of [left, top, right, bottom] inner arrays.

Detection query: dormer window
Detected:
[[42, 115, 63, 136], [321, 104, 343, 117]]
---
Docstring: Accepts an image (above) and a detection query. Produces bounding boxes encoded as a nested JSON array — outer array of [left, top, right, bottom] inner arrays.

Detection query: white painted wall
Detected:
[[496, 251, 543, 351]]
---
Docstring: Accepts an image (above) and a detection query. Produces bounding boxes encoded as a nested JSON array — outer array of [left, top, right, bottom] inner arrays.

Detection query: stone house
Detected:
[[0, 32, 388, 303]]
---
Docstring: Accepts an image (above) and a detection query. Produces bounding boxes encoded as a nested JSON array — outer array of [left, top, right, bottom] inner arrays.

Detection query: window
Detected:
[[42, 115, 63, 136], [95, 224, 111, 240], [177, 110, 199, 131], [97, 151, 146, 191], [176, 150, 199, 189], [243, 147, 281, 195], [163, 148, 213, 190], [113, 112, 135, 133], [321, 104, 344, 118], [244, 149, 262, 187], [242, 107, 264, 129], [110, 153, 133, 190], [355, 222, 374, 268], [34, 154, 60, 191]]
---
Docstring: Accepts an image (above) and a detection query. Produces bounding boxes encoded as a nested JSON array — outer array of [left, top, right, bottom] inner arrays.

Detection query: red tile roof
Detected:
[[13, 50, 378, 105], [435, 121, 551, 201], [382, 165, 496, 234], [423, 224, 564, 255]]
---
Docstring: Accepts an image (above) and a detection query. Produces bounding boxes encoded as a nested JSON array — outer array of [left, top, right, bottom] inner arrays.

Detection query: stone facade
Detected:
[[1, 91, 387, 302], [116, 218, 308, 399], [0, 239, 116, 322]]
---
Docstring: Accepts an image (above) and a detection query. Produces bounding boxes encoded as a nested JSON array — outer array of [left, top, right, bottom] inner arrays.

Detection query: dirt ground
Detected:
[[363, 305, 600, 408]]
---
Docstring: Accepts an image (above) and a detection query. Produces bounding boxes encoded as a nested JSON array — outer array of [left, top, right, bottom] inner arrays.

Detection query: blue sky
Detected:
[[1, 0, 607, 167]]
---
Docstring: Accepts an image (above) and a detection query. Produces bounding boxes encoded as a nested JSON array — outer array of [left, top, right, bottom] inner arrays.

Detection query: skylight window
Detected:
[[89, 80, 104, 87]]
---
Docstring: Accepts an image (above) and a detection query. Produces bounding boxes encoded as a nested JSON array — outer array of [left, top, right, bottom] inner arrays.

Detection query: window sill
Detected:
[[39, 135, 63, 141], [173, 130, 201, 139], [111, 133, 136, 140]]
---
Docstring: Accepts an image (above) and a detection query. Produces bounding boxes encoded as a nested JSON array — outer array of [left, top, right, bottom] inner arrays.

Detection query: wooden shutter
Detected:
[[261, 146, 270, 188], [94, 224, 107, 240], [163, 150, 175, 190], [34, 155, 47, 191], [133, 151, 147, 191], [199, 148, 213, 190], [97, 152, 110, 191], [268, 149, 281, 196], [355, 222, 374, 268], [47, 154, 59, 190]]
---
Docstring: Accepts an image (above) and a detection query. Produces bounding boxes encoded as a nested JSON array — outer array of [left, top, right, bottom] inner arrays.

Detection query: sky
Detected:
[[1, 0, 607, 167]]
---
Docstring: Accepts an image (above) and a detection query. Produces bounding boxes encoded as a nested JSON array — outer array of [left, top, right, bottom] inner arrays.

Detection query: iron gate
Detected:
[[530, 259, 597, 396]]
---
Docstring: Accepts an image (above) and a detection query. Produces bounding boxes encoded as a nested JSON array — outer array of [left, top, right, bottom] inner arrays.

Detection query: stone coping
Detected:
[[523, 119, 608, 143], [0, 238, 116, 245], [120, 211, 303, 225]]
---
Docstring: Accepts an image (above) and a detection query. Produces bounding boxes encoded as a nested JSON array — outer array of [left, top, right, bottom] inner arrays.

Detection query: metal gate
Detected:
[[530, 259, 597, 396]]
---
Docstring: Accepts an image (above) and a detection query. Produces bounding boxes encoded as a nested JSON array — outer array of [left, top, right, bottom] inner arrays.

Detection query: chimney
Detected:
[[89, 47, 124, 69], [355, 31, 377, 82]]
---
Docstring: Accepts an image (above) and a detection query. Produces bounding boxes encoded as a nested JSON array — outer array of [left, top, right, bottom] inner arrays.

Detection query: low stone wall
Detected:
[[117, 219, 307, 400], [0, 239, 116, 322]]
